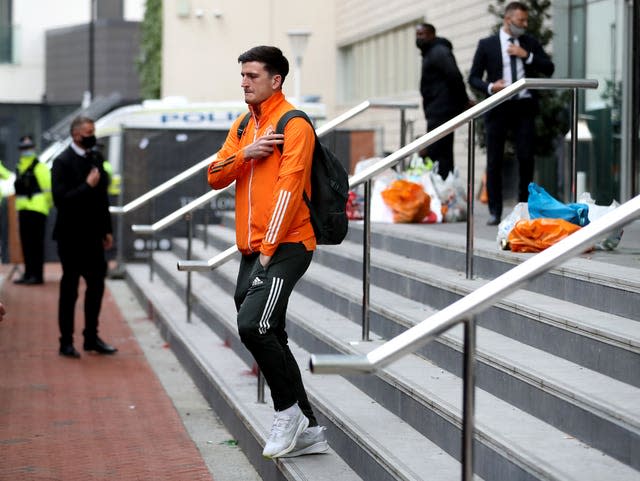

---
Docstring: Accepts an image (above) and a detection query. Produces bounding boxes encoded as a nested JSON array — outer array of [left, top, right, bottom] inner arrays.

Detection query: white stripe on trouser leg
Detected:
[[265, 190, 291, 244], [259, 277, 283, 334]]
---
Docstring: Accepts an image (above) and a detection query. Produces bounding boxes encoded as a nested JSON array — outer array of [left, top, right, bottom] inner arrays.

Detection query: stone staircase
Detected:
[[125, 210, 640, 481]]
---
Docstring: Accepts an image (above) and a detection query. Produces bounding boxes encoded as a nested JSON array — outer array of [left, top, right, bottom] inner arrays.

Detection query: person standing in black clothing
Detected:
[[52, 116, 117, 358], [468, 1, 555, 225], [416, 23, 470, 179]]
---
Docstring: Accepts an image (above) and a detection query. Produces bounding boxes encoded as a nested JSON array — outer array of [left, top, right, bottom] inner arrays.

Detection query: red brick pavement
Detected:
[[0, 263, 213, 481]]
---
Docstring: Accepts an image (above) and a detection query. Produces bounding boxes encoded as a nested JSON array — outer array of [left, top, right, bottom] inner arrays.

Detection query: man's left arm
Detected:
[[259, 117, 315, 261]]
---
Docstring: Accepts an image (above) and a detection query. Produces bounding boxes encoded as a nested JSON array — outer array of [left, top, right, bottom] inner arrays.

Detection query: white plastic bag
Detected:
[[577, 192, 623, 250], [497, 202, 529, 249]]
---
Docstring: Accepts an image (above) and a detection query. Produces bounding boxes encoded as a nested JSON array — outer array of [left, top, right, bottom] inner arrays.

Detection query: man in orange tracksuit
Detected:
[[208, 46, 328, 459]]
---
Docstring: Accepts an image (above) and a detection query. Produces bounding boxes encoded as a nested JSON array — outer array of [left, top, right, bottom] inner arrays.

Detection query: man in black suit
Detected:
[[52, 116, 117, 358], [469, 1, 555, 225]]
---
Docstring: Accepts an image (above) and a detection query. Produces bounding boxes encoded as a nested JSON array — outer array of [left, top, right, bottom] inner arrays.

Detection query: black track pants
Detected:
[[234, 242, 317, 424]]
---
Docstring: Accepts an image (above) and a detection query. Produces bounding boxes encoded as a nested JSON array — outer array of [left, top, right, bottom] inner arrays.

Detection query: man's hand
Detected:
[[243, 134, 284, 160], [259, 253, 271, 267], [507, 43, 528, 59], [103, 233, 113, 250], [86, 166, 100, 187], [491, 79, 507, 93]]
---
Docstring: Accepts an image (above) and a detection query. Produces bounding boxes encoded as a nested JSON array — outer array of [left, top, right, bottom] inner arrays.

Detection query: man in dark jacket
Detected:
[[416, 23, 470, 179], [468, 1, 555, 225], [52, 116, 117, 358]]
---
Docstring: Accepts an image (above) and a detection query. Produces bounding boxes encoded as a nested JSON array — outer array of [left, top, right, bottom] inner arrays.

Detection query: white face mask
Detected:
[[509, 22, 526, 38]]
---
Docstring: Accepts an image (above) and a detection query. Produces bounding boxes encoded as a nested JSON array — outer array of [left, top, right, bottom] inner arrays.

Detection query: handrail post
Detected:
[[570, 88, 578, 203], [148, 233, 155, 282], [466, 120, 476, 280], [203, 208, 209, 249], [186, 212, 193, 323], [257, 369, 265, 403], [462, 316, 477, 481], [399, 108, 408, 170], [362, 179, 372, 341]]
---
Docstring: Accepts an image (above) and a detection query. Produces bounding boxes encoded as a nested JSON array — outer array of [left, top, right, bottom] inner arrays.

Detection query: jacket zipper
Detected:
[[246, 113, 259, 252]]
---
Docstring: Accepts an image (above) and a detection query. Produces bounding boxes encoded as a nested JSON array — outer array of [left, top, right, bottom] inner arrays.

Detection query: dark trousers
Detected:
[[484, 98, 536, 218], [57, 238, 107, 347], [426, 117, 455, 179], [234, 242, 317, 425], [18, 210, 47, 281]]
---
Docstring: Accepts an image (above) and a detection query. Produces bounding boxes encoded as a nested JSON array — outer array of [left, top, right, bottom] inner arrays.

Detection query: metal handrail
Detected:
[[112, 98, 417, 217], [173, 99, 419, 271], [109, 155, 216, 215], [311, 194, 640, 481], [310, 195, 640, 373]]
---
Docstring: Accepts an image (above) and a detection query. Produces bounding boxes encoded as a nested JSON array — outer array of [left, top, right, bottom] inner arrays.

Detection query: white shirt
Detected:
[[488, 28, 534, 98], [71, 141, 88, 157]]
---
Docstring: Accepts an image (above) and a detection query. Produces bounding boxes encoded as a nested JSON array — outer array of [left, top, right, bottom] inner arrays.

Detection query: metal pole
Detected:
[[400, 108, 407, 170], [466, 120, 476, 280], [186, 213, 193, 323], [88, 0, 95, 101], [570, 88, 578, 203], [461, 316, 477, 481], [362, 179, 372, 341], [148, 234, 155, 282], [203, 207, 209, 249], [257, 369, 265, 403], [114, 128, 126, 279]]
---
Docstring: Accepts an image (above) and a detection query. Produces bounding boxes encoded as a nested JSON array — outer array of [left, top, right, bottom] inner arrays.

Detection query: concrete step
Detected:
[[126, 261, 470, 481], [153, 242, 640, 480]]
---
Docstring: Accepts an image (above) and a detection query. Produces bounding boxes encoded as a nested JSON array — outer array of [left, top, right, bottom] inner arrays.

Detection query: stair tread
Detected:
[[129, 262, 468, 481], [304, 258, 640, 428], [139, 253, 640, 481]]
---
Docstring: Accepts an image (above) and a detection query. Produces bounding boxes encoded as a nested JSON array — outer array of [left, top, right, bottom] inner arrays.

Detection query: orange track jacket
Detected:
[[207, 92, 316, 256]]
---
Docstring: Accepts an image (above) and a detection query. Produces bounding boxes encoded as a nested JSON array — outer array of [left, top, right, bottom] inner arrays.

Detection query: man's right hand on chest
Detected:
[[243, 134, 284, 161], [86, 166, 100, 187]]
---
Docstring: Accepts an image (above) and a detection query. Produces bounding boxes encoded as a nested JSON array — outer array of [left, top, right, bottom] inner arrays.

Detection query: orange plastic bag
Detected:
[[381, 179, 431, 223], [507, 218, 581, 253]]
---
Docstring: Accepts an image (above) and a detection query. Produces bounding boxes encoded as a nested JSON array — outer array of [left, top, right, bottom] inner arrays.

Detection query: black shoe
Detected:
[[84, 337, 118, 355], [23, 277, 44, 285], [486, 215, 501, 226], [59, 344, 81, 358]]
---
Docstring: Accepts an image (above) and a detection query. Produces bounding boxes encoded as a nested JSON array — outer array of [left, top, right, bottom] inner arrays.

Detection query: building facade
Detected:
[[164, 0, 638, 203]]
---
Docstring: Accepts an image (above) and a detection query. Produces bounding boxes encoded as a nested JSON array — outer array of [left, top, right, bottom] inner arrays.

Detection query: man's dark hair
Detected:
[[505, 1, 528, 15], [418, 23, 436, 36], [70, 115, 95, 135], [238, 46, 290, 84]]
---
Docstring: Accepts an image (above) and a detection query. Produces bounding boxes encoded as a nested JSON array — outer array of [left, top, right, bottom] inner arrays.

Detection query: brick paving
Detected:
[[0, 263, 213, 481]]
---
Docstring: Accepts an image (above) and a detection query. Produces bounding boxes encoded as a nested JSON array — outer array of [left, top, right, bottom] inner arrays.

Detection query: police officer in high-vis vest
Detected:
[[14, 135, 53, 285]]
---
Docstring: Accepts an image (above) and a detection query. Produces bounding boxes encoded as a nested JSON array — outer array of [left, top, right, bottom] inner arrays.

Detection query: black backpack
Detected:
[[277, 110, 350, 244], [236, 110, 349, 245], [14, 158, 42, 198]]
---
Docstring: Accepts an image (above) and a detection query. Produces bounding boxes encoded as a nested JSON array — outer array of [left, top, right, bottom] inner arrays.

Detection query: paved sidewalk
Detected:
[[0, 263, 214, 481]]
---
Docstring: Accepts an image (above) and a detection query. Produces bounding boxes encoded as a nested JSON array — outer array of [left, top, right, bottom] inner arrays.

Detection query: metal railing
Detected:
[[131, 99, 418, 320], [178, 79, 598, 337], [310, 193, 640, 481]]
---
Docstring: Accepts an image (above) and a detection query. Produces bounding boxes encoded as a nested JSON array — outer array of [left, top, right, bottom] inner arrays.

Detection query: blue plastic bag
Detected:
[[527, 183, 590, 227]]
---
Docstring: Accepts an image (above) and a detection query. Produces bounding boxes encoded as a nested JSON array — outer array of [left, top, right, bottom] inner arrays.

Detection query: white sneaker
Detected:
[[280, 426, 329, 457], [262, 404, 309, 459]]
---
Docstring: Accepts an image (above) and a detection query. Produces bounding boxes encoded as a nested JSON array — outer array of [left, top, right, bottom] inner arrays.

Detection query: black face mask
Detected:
[[80, 135, 97, 149], [416, 38, 431, 51]]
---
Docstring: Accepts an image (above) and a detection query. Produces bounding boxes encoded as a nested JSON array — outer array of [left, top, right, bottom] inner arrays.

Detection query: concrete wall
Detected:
[[162, 0, 336, 115], [0, 0, 144, 103], [45, 20, 141, 103]]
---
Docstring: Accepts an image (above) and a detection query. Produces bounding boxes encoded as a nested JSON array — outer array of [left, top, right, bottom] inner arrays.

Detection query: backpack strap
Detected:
[[275, 110, 313, 148], [236, 112, 252, 139], [275, 109, 316, 205]]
